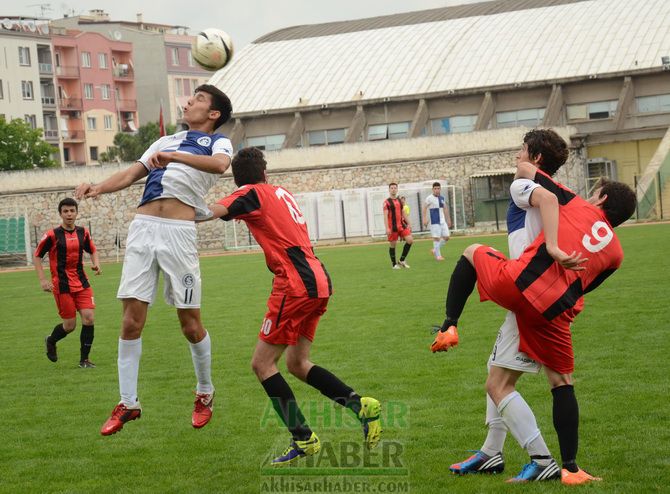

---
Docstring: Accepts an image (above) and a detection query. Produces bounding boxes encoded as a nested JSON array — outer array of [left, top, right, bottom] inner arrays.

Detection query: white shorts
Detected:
[[488, 311, 541, 373], [117, 214, 201, 308], [430, 222, 450, 238]]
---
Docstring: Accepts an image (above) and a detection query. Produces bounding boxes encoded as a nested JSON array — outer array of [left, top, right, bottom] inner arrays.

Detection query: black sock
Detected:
[[306, 365, 361, 416], [261, 373, 312, 441], [389, 248, 396, 266], [399, 243, 412, 261], [80, 325, 94, 361], [552, 384, 579, 471], [48, 323, 68, 343], [443, 256, 477, 330]]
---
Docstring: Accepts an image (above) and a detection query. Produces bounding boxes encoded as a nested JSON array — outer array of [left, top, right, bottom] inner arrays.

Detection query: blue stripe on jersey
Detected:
[[429, 208, 441, 224], [507, 198, 526, 233], [140, 168, 167, 206], [177, 131, 218, 156]]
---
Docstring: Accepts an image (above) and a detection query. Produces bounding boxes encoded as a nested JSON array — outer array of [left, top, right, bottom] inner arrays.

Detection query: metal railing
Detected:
[[41, 96, 56, 106], [117, 99, 137, 111], [43, 129, 59, 139], [39, 62, 53, 74], [55, 65, 80, 78], [113, 66, 134, 79], [59, 98, 82, 110], [61, 130, 84, 141]]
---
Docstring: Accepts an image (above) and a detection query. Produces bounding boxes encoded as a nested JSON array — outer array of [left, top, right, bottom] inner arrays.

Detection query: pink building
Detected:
[[52, 29, 138, 165]]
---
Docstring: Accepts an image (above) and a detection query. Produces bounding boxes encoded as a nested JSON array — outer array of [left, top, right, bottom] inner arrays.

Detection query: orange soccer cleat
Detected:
[[431, 326, 459, 352], [561, 468, 602, 485]]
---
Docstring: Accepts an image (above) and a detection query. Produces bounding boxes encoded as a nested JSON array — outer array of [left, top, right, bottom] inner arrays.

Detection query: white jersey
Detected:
[[138, 130, 233, 221], [507, 178, 543, 258], [424, 194, 447, 225]]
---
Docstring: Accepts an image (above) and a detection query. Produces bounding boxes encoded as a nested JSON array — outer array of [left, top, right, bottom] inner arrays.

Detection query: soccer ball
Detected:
[[191, 28, 234, 71]]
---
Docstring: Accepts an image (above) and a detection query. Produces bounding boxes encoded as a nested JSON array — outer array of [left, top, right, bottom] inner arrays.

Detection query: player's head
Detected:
[[232, 147, 267, 186], [188, 84, 232, 131], [432, 182, 441, 195], [58, 197, 78, 214], [388, 183, 398, 197], [520, 129, 568, 177], [588, 179, 636, 227], [399, 195, 406, 205]]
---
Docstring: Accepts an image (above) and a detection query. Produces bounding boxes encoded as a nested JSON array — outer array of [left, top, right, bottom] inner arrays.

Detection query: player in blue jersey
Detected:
[[422, 182, 452, 260], [75, 84, 233, 435]]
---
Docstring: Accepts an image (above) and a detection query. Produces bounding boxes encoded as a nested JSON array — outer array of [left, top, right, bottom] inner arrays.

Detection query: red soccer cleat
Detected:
[[100, 403, 141, 436], [192, 391, 214, 428], [431, 326, 459, 352]]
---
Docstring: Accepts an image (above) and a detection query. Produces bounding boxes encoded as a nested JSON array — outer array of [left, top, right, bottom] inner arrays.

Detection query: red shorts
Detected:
[[387, 227, 411, 242], [259, 294, 329, 345], [473, 246, 575, 374], [53, 287, 95, 320]]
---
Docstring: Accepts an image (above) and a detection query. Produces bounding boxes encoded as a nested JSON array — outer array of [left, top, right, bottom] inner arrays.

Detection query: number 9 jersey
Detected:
[[507, 169, 623, 321], [216, 184, 332, 298]]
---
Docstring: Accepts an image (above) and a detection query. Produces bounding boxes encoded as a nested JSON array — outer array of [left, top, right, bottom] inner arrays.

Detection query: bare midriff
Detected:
[[136, 198, 195, 221]]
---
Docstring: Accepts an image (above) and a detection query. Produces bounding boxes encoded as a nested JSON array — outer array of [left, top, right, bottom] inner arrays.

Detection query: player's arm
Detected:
[[422, 203, 429, 227], [402, 208, 411, 228], [207, 203, 230, 220], [528, 187, 587, 270], [515, 161, 538, 180], [33, 253, 52, 292], [90, 250, 102, 275], [443, 201, 452, 228], [383, 205, 391, 234], [147, 151, 231, 174], [75, 162, 148, 199]]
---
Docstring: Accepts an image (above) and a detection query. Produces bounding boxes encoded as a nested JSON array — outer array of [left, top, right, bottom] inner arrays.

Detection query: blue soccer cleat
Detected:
[[271, 432, 321, 465], [450, 450, 504, 475], [507, 459, 561, 482]]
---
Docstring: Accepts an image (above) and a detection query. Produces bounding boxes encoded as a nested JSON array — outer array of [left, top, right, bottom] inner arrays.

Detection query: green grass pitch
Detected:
[[0, 223, 668, 493]]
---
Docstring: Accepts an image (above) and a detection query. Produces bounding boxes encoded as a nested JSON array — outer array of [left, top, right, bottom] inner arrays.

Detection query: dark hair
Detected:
[[58, 197, 78, 213], [597, 179, 636, 227], [232, 147, 266, 186], [432, 182, 441, 187], [388, 182, 398, 188], [523, 129, 569, 177], [195, 84, 232, 130]]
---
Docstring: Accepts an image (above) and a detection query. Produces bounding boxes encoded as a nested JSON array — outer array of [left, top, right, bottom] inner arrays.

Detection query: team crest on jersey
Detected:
[[182, 273, 195, 287], [197, 136, 212, 147]]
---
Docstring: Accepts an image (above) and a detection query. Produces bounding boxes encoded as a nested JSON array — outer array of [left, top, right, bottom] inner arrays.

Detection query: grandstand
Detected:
[[0, 206, 31, 267]]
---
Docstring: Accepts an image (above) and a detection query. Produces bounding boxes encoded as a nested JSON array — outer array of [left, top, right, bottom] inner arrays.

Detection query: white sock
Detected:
[[497, 391, 551, 457], [190, 331, 214, 394], [118, 337, 142, 407], [481, 394, 507, 456], [433, 240, 441, 257], [440, 239, 446, 248]]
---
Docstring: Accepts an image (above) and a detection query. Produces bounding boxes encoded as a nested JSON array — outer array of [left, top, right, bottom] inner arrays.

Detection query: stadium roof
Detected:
[[210, 0, 670, 115]]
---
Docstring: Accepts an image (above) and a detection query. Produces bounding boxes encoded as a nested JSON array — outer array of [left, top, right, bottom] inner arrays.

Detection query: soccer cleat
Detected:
[[271, 432, 321, 465], [398, 261, 410, 269], [436, 256, 445, 261], [450, 450, 504, 475], [192, 391, 214, 428], [507, 460, 561, 483], [45, 336, 57, 362], [359, 397, 382, 449], [100, 403, 142, 436], [79, 359, 96, 368], [431, 326, 459, 352], [392, 264, 401, 270], [561, 468, 602, 485]]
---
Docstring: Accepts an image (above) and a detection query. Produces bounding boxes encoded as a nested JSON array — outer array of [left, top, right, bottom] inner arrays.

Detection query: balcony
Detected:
[[117, 99, 137, 111], [59, 98, 82, 111], [39, 62, 53, 75], [42, 96, 56, 107], [43, 129, 59, 141], [113, 65, 134, 81], [62, 130, 85, 142], [55, 66, 80, 78]]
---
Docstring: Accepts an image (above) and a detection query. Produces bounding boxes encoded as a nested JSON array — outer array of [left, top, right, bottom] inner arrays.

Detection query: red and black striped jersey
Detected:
[[507, 169, 623, 320], [34, 226, 97, 293], [383, 197, 405, 231], [217, 184, 332, 298]]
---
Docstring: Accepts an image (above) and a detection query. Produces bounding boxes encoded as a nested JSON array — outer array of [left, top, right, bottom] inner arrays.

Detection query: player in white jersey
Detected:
[[448, 129, 571, 482], [74, 84, 233, 435], [422, 182, 452, 260]]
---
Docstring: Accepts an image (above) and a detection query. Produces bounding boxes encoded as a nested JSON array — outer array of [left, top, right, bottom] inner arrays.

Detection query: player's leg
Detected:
[[177, 308, 215, 428], [78, 307, 95, 367], [398, 232, 413, 267], [388, 238, 398, 268], [45, 292, 77, 362], [431, 236, 442, 259]]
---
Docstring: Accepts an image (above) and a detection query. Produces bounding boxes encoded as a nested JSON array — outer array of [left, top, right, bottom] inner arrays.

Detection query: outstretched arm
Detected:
[[207, 203, 230, 220], [146, 152, 231, 174], [75, 162, 148, 199]]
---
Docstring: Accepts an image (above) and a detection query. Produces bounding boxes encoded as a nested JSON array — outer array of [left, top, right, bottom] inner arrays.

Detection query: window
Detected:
[[90, 146, 98, 161], [175, 78, 183, 97], [367, 122, 411, 141], [21, 81, 34, 100], [81, 52, 91, 68], [104, 115, 113, 130], [98, 53, 108, 69], [184, 79, 191, 95], [496, 108, 545, 128], [187, 51, 194, 67], [247, 134, 285, 151], [101, 84, 110, 100], [307, 128, 346, 146], [24, 114, 37, 129], [18, 46, 31, 66], [636, 94, 670, 113], [192, 79, 199, 91], [0, 80, 3, 100], [171, 48, 179, 66], [567, 100, 617, 120], [84, 83, 94, 99], [87, 117, 97, 130]]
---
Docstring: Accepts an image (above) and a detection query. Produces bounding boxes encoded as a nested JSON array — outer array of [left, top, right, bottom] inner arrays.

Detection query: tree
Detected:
[[0, 118, 58, 170], [100, 122, 177, 163]]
